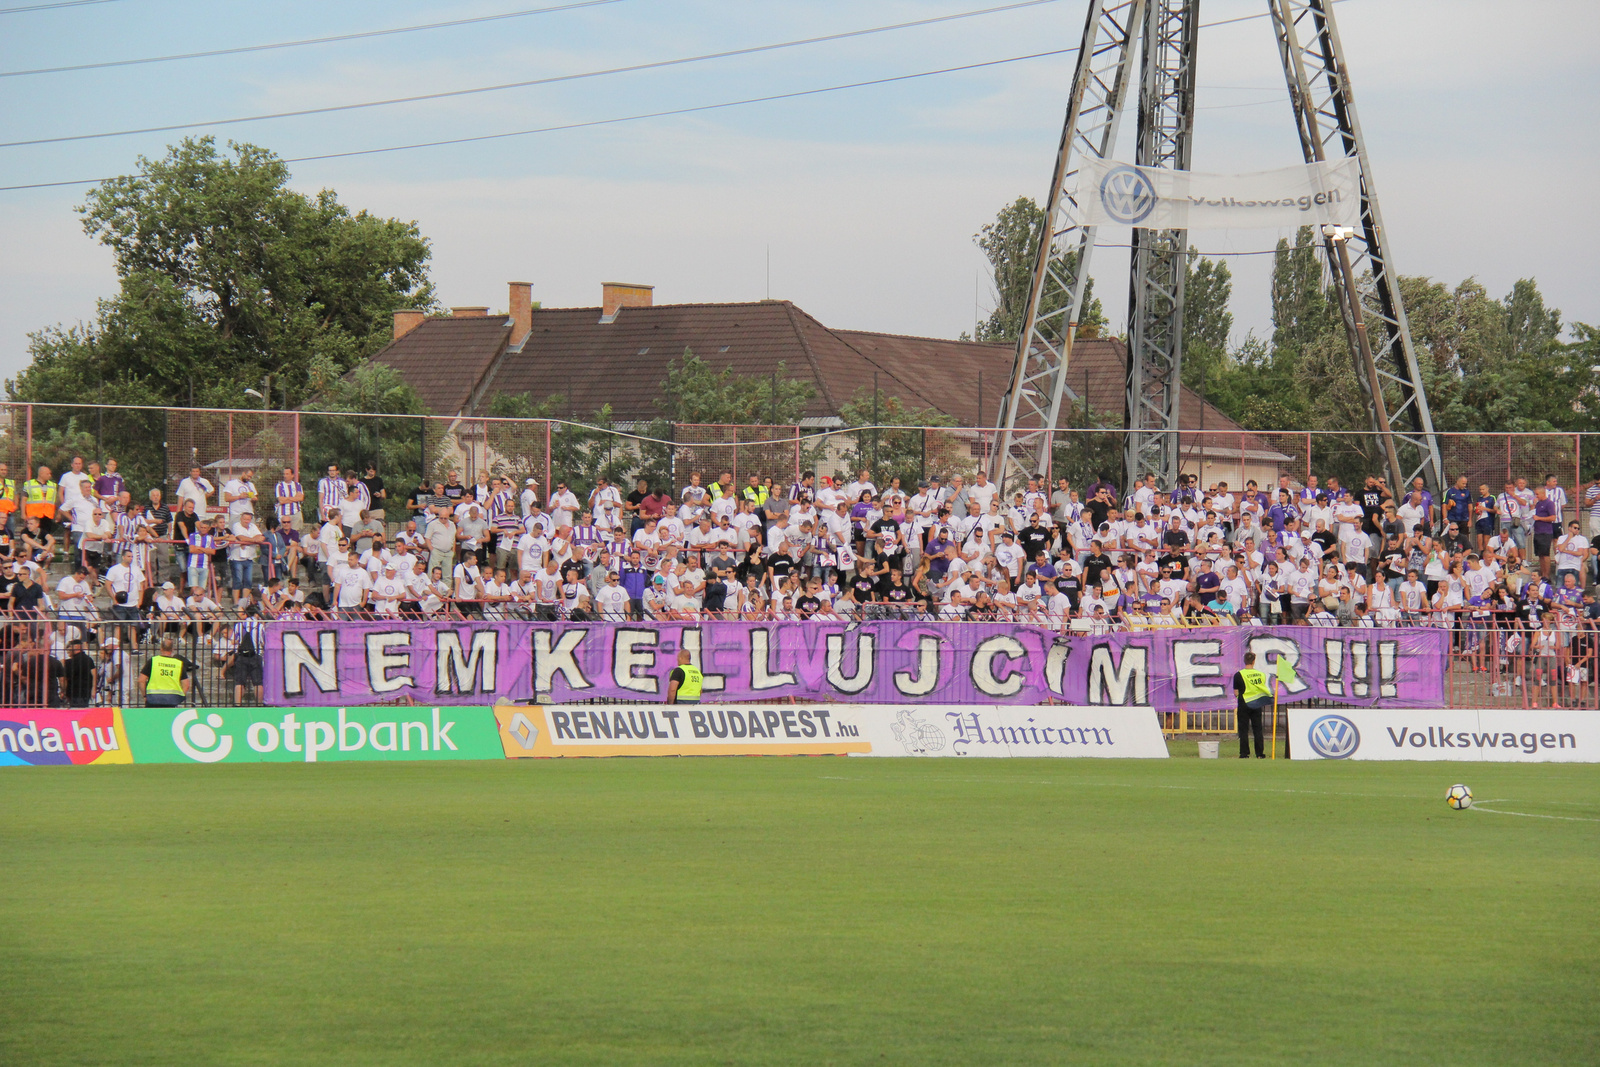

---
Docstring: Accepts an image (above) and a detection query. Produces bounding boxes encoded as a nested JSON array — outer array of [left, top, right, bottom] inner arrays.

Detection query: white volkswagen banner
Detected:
[[1074, 157, 1361, 230], [1290, 708, 1600, 762]]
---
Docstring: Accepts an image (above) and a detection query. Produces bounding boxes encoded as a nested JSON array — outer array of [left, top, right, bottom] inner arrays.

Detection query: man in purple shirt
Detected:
[[94, 458, 126, 510], [1533, 487, 1560, 576]]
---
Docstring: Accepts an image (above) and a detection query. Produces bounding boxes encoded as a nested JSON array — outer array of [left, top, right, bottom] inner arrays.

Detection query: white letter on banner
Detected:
[[680, 629, 725, 691], [1324, 639, 1345, 697], [749, 629, 796, 690], [971, 635, 1026, 697], [1174, 638, 1225, 701], [824, 630, 875, 694], [436, 631, 498, 695], [282, 630, 338, 697], [1246, 635, 1307, 695], [1044, 640, 1072, 695], [894, 636, 941, 696], [613, 629, 659, 695], [365, 633, 414, 694], [1088, 644, 1148, 705], [1378, 640, 1398, 698], [533, 630, 592, 693]]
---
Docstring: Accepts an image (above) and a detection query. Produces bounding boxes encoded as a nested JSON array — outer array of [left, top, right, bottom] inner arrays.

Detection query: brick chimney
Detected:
[[392, 309, 426, 340], [601, 282, 653, 322], [508, 281, 533, 345], [450, 306, 489, 317]]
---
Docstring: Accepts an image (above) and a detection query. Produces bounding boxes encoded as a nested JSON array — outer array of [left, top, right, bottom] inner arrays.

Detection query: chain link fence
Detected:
[[2, 404, 1596, 521]]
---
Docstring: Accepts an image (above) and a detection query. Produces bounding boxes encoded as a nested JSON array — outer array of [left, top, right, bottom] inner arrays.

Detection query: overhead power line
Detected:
[[0, 47, 1078, 190], [0, 0, 630, 78], [0, 0, 1350, 193], [0, 0, 1063, 147], [0, 0, 124, 12]]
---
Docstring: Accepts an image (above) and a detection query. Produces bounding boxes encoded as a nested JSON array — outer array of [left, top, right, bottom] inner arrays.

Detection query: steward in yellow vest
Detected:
[[666, 650, 703, 704], [23, 467, 60, 522], [1232, 652, 1273, 758], [140, 637, 193, 708]]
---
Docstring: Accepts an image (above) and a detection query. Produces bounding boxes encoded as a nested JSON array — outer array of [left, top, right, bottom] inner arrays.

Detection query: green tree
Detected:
[[656, 350, 813, 425], [297, 361, 430, 491], [1270, 226, 1337, 359], [974, 196, 1106, 343], [484, 391, 631, 502], [11, 137, 435, 418], [835, 389, 957, 488], [624, 352, 818, 492], [1179, 249, 1235, 411]]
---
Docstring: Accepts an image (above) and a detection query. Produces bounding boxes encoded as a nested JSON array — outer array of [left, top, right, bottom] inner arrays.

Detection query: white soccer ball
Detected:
[[1446, 783, 1473, 810]]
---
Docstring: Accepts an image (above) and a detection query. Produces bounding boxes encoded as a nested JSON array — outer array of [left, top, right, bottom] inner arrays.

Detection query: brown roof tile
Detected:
[[368, 316, 510, 416], [365, 300, 1281, 462], [483, 300, 931, 422]]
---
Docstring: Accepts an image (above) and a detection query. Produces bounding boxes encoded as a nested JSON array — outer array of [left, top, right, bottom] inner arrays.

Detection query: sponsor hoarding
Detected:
[[264, 620, 1447, 712], [122, 706, 503, 764], [495, 703, 1169, 759], [1291, 708, 1600, 762], [0, 708, 132, 767]]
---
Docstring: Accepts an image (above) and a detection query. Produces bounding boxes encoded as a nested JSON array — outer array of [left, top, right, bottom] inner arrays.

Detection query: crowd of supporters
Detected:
[[8, 455, 1600, 632], [2, 452, 1599, 705]]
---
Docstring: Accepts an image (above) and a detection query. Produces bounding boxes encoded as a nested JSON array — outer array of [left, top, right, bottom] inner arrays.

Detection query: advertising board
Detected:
[[1290, 708, 1600, 762], [0, 708, 132, 767], [495, 703, 1169, 759], [121, 706, 504, 764]]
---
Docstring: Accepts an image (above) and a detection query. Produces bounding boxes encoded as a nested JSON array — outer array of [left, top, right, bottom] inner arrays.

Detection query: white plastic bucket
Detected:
[[1197, 740, 1220, 759]]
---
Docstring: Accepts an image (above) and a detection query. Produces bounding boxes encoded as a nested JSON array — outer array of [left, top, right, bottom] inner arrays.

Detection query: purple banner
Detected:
[[263, 621, 1447, 711]]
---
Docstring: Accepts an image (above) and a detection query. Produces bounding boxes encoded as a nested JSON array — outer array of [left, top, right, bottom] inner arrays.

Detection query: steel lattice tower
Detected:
[[990, 0, 1443, 494]]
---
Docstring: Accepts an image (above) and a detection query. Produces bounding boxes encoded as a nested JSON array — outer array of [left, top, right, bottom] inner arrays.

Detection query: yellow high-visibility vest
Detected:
[[742, 485, 769, 507], [146, 655, 186, 694], [677, 664, 703, 701], [23, 480, 59, 519], [0, 478, 18, 514], [1238, 668, 1271, 705]]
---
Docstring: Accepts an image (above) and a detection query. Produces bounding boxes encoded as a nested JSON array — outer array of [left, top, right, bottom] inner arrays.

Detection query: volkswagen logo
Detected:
[[1099, 165, 1158, 225], [1307, 714, 1361, 759]]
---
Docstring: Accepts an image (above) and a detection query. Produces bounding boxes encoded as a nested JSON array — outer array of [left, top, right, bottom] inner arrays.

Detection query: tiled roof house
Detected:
[[370, 282, 1288, 480], [375, 283, 1255, 430]]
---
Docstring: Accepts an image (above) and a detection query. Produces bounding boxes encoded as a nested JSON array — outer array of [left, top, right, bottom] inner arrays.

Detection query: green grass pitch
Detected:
[[2, 749, 1596, 1066]]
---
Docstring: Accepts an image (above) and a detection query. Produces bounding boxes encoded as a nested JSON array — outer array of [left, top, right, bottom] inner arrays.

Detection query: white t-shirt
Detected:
[[595, 584, 630, 618], [177, 476, 214, 516], [56, 576, 93, 613], [224, 478, 257, 520], [229, 522, 263, 561], [371, 575, 408, 614], [104, 563, 145, 605], [59, 470, 92, 509], [335, 567, 372, 608], [1555, 533, 1590, 571], [968, 481, 998, 513]]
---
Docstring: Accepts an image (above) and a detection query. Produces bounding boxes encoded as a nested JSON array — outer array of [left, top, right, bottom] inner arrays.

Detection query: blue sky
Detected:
[[2, 0, 1596, 386]]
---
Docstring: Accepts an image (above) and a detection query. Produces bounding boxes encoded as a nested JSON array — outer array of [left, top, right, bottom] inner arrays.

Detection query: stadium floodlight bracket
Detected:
[[991, 0, 1444, 496]]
